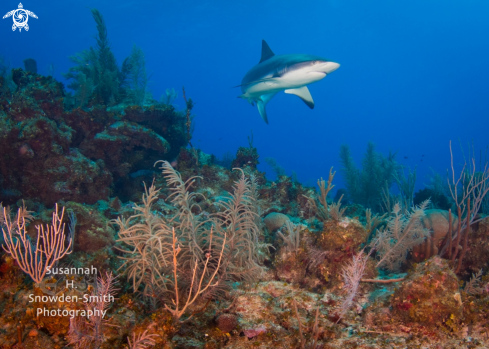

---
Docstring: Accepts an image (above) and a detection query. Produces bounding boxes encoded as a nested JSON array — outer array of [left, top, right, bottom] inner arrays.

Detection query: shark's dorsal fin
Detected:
[[259, 40, 275, 64], [285, 87, 315, 109]]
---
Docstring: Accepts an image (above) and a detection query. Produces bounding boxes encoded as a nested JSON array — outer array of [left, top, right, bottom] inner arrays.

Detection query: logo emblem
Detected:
[[3, 3, 37, 32]]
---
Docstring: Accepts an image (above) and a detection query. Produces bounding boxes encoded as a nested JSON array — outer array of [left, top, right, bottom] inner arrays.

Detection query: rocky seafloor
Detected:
[[1, 69, 489, 349]]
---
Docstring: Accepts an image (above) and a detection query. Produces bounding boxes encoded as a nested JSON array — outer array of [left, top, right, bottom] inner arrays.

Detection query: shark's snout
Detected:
[[319, 61, 340, 74]]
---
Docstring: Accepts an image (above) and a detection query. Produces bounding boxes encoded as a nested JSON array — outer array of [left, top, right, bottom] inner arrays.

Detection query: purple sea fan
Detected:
[[338, 250, 370, 321]]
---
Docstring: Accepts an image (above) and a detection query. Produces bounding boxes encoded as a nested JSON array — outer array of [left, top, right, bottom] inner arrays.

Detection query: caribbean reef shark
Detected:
[[238, 40, 340, 124]]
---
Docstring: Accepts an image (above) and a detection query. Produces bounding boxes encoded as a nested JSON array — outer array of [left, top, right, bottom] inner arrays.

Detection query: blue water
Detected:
[[2, 0, 488, 190]]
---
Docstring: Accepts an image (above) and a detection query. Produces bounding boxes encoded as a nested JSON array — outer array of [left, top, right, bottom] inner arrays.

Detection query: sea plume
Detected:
[[337, 250, 370, 321], [372, 200, 430, 271]]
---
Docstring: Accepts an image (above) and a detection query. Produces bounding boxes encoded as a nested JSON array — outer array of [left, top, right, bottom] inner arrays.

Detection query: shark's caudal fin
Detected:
[[257, 92, 277, 124], [259, 40, 275, 63], [285, 86, 315, 109]]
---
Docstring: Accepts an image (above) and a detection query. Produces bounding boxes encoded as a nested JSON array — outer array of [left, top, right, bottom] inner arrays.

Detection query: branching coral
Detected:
[[211, 168, 267, 286], [125, 44, 149, 106], [277, 220, 301, 256], [64, 9, 135, 107], [161, 88, 178, 106], [303, 167, 348, 222], [163, 227, 225, 322], [340, 142, 399, 211], [464, 269, 484, 296], [158, 160, 207, 267], [371, 200, 430, 272], [127, 330, 158, 349], [292, 299, 321, 349], [393, 167, 417, 212], [90, 8, 120, 104], [265, 157, 286, 178], [365, 208, 387, 238], [113, 161, 267, 321], [445, 141, 489, 272], [1, 204, 72, 285], [0, 55, 16, 93], [303, 167, 336, 221], [338, 250, 370, 320], [66, 272, 119, 348], [329, 195, 346, 221], [112, 183, 172, 294]]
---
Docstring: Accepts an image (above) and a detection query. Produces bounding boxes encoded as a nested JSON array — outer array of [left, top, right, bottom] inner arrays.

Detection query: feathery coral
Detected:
[[372, 200, 430, 271]]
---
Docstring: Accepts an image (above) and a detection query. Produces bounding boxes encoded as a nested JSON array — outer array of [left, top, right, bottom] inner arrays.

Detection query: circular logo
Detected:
[[13, 9, 28, 27], [3, 4, 38, 32]]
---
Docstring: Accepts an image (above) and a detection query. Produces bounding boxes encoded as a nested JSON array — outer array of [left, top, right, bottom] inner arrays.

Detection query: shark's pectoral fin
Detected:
[[257, 93, 277, 124], [284, 86, 315, 109], [257, 100, 269, 124], [260, 92, 277, 105]]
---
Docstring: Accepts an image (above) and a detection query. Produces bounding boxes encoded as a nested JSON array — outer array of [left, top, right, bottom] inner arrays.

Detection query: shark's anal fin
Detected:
[[257, 92, 277, 124], [259, 40, 275, 63], [284, 86, 315, 109]]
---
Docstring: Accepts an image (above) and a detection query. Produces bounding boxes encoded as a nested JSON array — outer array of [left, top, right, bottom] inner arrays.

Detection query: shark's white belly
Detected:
[[244, 70, 326, 100], [244, 82, 282, 98], [281, 69, 327, 87]]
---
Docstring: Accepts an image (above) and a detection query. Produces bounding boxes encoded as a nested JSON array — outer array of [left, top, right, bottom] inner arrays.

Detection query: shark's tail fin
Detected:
[[257, 93, 277, 124]]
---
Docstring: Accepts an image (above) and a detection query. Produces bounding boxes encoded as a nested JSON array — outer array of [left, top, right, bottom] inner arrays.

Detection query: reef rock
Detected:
[[63, 201, 115, 254], [0, 69, 188, 206], [391, 256, 463, 328], [79, 120, 169, 178]]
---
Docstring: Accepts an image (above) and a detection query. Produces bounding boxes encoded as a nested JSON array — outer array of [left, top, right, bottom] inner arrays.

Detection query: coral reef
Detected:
[[455, 216, 489, 276], [263, 212, 290, 232], [372, 201, 430, 272], [216, 313, 238, 334], [1, 9, 489, 348], [414, 187, 451, 210], [391, 257, 463, 329], [1, 124, 489, 348], [64, 9, 121, 107], [339, 142, 399, 211], [231, 146, 259, 170], [412, 209, 459, 263], [23, 58, 37, 74], [124, 44, 149, 106], [316, 218, 376, 287], [0, 69, 187, 205]]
